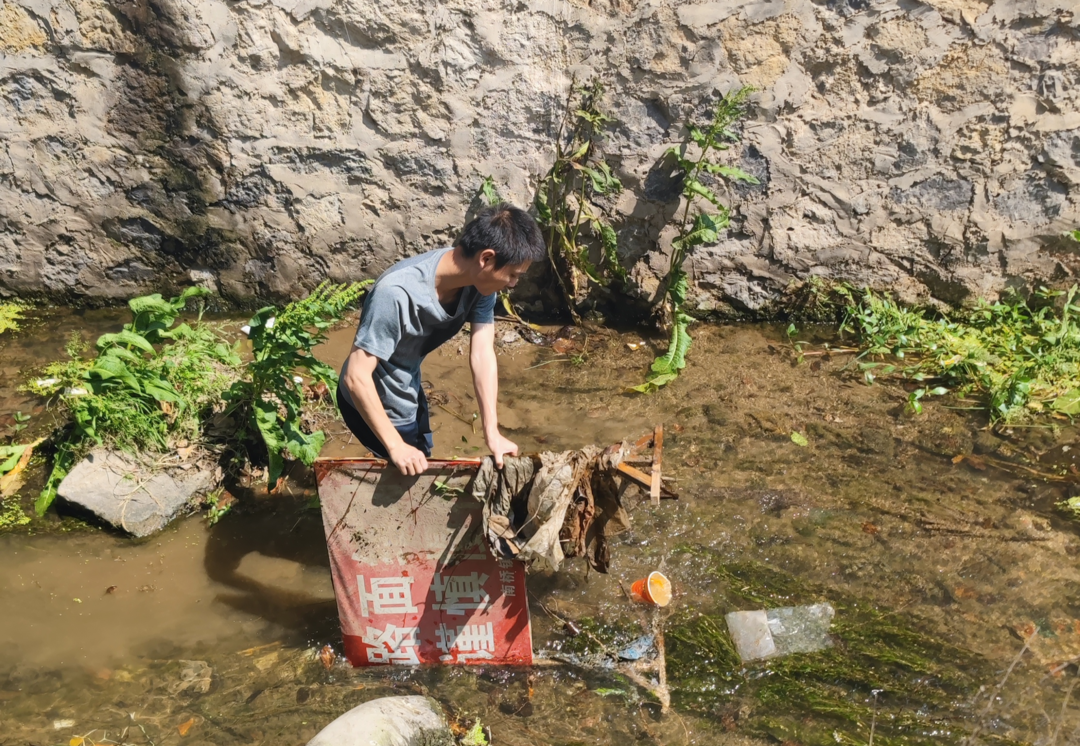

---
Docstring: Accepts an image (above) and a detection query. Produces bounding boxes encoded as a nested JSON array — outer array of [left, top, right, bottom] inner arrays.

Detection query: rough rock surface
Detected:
[[306, 696, 454, 746], [0, 0, 1077, 312], [56, 448, 214, 536]]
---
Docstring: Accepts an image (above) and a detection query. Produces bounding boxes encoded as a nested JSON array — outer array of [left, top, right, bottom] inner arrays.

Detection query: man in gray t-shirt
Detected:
[[337, 203, 546, 475]]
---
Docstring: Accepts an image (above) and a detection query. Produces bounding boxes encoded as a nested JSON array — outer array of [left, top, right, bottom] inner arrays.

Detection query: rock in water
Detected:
[[307, 696, 454, 746], [57, 449, 214, 537]]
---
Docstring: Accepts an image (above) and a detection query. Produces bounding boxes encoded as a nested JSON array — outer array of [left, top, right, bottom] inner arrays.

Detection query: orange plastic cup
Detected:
[[630, 571, 672, 607]]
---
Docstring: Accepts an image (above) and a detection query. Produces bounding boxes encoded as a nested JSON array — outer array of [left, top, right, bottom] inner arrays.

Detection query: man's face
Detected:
[[476, 250, 531, 295]]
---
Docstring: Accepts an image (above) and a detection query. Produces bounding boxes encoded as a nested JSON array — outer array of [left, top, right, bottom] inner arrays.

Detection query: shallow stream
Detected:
[[3, 310, 1080, 745]]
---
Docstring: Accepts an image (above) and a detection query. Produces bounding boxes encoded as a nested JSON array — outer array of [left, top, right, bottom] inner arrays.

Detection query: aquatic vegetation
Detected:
[[535, 79, 626, 320], [223, 281, 369, 490], [664, 550, 986, 746], [633, 87, 758, 393], [0, 302, 25, 336], [821, 283, 1080, 422], [30, 288, 241, 513]]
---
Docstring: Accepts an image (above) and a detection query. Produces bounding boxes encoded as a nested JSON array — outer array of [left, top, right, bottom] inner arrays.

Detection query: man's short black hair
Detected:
[[457, 203, 546, 268]]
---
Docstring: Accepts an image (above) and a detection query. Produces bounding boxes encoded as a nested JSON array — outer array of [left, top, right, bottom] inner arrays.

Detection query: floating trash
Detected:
[[630, 571, 672, 607], [725, 603, 835, 662]]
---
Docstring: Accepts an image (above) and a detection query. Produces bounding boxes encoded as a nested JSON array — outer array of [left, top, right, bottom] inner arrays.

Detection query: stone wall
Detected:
[[0, 0, 1077, 312]]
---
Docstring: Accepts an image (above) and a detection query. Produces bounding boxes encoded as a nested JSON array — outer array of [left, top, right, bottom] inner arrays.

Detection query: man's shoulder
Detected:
[[379, 247, 448, 282], [367, 249, 444, 298]]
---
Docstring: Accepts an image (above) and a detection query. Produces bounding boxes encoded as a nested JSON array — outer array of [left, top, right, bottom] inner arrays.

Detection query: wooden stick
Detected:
[[650, 424, 663, 505], [617, 461, 677, 498]]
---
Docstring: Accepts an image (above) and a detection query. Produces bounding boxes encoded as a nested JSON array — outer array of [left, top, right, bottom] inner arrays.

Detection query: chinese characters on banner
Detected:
[[314, 460, 532, 666]]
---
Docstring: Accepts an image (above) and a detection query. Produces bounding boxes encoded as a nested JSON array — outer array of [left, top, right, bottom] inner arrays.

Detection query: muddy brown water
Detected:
[[2, 309, 1080, 745]]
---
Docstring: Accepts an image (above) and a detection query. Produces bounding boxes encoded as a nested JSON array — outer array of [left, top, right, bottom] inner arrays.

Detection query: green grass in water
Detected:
[[791, 276, 1080, 423], [0, 302, 25, 336], [661, 550, 991, 746]]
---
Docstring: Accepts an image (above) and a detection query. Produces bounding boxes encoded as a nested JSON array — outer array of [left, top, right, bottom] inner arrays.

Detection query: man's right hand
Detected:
[[388, 442, 429, 476]]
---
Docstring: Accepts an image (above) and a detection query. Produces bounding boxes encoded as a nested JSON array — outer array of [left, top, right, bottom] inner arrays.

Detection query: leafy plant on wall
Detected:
[[534, 79, 626, 321], [633, 87, 759, 393]]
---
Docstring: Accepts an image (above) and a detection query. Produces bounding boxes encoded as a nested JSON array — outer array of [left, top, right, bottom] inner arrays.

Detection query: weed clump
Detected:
[[223, 281, 369, 490], [26, 281, 369, 515], [28, 288, 241, 513], [0, 302, 26, 336], [823, 284, 1080, 422]]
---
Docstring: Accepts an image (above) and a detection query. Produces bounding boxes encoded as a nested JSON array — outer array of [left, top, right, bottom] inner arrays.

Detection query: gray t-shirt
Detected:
[[339, 247, 497, 427]]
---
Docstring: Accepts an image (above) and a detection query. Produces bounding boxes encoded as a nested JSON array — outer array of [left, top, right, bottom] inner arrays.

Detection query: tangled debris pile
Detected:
[[470, 429, 670, 572], [469, 445, 628, 572]]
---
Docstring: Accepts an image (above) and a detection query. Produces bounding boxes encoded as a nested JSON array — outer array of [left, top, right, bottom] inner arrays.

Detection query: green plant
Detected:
[[0, 302, 25, 336], [666, 551, 985, 746], [0, 497, 29, 529], [0, 443, 31, 479], [535, 79, 626, 320], [476, 176, 523, 321], [30, 288, 241, 514], [433, 479, 465, 498], [835, 283, 1080, 422], [223, 281, 369, 490], [203, 489, 233, 525], [632, 87, 758, 393], [479, 175, 500, 207], [9, 412, 29, 437], [459, 721, 488, 746]]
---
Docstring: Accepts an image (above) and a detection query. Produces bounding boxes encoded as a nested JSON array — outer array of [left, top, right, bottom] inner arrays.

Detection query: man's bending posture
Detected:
[[337, 204, 545, 475]]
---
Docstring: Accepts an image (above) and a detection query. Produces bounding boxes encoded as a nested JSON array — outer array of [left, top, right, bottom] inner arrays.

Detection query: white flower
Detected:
[[293, 376, 303, 384], [265, 316, 276, 329]]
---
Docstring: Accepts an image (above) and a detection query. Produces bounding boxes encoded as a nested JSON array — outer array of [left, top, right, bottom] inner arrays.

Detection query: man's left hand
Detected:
[[485, 431, 519, 468]]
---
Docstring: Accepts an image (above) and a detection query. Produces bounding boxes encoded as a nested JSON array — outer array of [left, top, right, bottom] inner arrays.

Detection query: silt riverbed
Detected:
[[2, 309, 1080, 745]]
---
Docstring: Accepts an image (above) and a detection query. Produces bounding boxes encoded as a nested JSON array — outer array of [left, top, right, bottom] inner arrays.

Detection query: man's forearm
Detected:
[[471, 347, 500, 438], [343, 367, 406, 453]]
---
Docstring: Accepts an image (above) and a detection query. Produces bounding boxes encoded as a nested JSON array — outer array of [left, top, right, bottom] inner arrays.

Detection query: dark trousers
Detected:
[[336, 382, 433, 459]]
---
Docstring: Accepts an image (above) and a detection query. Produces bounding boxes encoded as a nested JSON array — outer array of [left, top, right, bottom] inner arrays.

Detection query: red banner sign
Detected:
[[314, 459, 532, 666]]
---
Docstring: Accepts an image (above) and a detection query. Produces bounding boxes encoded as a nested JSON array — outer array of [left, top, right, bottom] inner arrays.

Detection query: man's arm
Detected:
[[341, 346, 428, 476], [470, 322, 518, 468]]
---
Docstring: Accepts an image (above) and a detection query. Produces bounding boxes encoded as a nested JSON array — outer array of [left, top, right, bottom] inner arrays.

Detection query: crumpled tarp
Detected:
[[469, 445, 632, 572]]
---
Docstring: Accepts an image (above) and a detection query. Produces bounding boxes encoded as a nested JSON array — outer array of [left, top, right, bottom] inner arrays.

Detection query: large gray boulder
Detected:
[[57, 449, 214, 537], [306, 696, 454, 746]]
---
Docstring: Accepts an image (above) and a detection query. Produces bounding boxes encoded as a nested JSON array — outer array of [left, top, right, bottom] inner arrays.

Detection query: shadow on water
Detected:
[[202, 502, 339, 644]]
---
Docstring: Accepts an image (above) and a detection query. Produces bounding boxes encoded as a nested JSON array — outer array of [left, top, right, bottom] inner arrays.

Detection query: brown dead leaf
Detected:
[[0, 438, 43, 497], [176, 445, 195, 461], [177, 717, 196, 737], [951, 454, 965, 464], [671, 423, 684, 433], [105, 586, 117, 595], [160, 401, 175, 417], [1013, 621, 1039, 640], [319, 645, 335, 670], [966, 455, 987, 471], [953, 585, 978, 600], [551, 338, 576, 354], [861, 521, 879, 535]]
